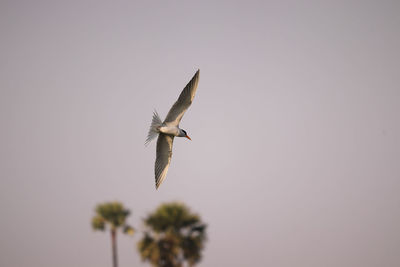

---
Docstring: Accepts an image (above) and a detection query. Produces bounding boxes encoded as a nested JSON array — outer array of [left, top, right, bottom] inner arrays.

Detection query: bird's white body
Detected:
[[158, 125, 180, 136]]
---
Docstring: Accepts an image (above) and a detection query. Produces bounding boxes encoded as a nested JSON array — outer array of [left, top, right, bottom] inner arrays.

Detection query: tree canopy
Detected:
[[138, 202, 207, 267], [92, 201, 133, 234]]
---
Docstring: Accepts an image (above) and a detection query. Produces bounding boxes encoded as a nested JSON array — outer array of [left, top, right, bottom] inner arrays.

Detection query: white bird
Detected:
[[146, 70, 200, 189]]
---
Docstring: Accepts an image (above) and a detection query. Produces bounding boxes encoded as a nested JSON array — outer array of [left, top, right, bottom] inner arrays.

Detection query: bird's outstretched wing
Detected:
[[163, 70, 200, 126], [155, 133, 174, 189]]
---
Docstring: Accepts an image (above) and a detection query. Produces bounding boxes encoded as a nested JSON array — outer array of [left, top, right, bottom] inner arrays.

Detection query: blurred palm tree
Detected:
[[92, 201, 134, 267], [138, 202, 207, 267]]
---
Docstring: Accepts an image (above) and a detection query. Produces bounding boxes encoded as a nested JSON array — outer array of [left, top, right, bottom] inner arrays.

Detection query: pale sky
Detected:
[[1, 1, 399, 266]]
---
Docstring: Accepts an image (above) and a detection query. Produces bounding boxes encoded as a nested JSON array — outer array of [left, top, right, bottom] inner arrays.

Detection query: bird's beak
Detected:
[[185, 135, 192, 141]]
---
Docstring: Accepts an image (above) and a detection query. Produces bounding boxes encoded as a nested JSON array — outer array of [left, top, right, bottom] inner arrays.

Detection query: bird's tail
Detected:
[[145, 110, 162, 146]]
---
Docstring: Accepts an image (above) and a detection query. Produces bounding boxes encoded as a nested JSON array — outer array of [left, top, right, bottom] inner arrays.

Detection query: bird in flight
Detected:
[[146, 70, 200, 189]]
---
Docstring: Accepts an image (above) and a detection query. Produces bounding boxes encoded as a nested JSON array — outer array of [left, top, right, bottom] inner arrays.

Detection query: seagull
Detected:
[[146, 70, 200, 189]]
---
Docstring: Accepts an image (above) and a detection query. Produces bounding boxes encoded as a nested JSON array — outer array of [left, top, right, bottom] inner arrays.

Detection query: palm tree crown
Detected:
[[138, 202, 207, 267], [92, 202, 132, 232]]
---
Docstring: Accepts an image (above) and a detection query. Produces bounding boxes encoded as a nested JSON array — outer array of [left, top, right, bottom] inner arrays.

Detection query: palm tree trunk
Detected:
[[111, 229, 118, 267]]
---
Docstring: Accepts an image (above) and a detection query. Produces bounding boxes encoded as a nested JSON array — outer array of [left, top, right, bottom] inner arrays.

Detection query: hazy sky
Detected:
[[1, 1, 399, 266]]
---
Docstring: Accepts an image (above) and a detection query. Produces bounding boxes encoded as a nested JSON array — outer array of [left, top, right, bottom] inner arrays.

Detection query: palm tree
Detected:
[[91, 201, 134, 267], [138, 202, 207, 267]]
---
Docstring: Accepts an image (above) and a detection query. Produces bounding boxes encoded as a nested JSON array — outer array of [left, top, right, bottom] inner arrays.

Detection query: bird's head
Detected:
[[180, 129, 192, 140]]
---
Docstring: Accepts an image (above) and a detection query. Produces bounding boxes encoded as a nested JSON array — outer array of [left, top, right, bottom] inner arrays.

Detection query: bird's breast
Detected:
[[159, 126, 179, 136]]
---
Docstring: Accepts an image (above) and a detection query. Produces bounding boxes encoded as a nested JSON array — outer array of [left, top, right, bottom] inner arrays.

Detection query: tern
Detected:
[[146, 70, 200, 189]]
